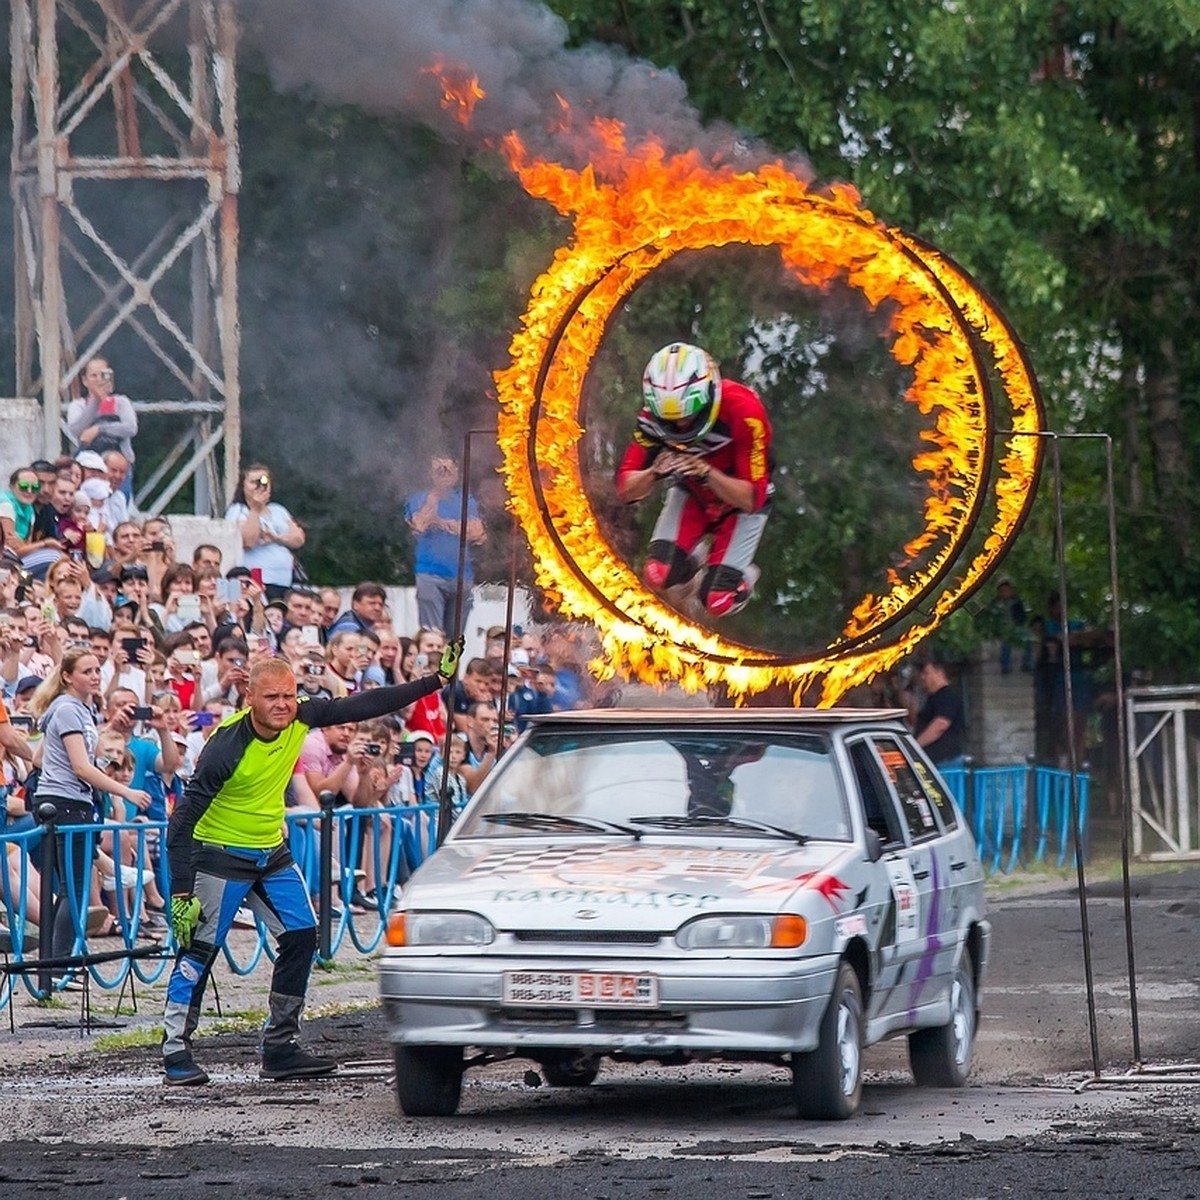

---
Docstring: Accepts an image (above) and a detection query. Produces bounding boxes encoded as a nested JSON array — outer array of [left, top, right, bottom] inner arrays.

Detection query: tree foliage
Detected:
[[3, 2, 1199, 678], [547, 0, 1200, 677]]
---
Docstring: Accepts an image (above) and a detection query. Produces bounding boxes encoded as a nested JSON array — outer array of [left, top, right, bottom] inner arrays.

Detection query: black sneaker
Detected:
[[163, 1051, 210, 1087], [260, 1043, 338, 1081]]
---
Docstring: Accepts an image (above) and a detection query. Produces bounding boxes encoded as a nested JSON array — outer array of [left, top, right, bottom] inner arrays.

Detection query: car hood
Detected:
[[402, 839, 863, 930]]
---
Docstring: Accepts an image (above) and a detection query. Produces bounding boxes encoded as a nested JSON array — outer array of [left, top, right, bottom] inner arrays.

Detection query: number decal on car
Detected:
[[885, 858, 921, 944]]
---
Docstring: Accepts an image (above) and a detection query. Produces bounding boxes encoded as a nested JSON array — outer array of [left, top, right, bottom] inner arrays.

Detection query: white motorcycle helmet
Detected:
[[642, 343, 721, 444]]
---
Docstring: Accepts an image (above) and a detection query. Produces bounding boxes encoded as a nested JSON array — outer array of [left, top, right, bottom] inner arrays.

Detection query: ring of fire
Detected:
[[494, 142, 1045, 702]]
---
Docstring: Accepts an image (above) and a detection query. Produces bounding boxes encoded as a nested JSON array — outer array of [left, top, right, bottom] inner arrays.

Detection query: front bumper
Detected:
[[378, 951, 841, 1055]]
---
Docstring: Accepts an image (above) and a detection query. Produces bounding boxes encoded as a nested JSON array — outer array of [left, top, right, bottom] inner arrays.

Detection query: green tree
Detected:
[[549, 0, 1200, 677]]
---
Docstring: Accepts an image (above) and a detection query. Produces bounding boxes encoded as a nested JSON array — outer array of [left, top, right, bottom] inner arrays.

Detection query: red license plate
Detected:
[[502, 970, 658, 1008]]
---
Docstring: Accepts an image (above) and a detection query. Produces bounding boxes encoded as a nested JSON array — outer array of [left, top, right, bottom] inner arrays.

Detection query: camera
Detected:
[[304, 664, 324, 677], [365, 743, 383, 757], [395, 744, 417, 766], [194, 711, 217, 727], [231, 657, 246, 668], [131, 706, 154, 721], [149, 541, 166, 553], [121, 637, 146, 657]]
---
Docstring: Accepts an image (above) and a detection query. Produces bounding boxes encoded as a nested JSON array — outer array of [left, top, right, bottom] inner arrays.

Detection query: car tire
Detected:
[[393, 1045, 463, 1117], [791, 960, 864, 1120], [908, 947, 976, 1088], [540, 1053, 601, 1088]]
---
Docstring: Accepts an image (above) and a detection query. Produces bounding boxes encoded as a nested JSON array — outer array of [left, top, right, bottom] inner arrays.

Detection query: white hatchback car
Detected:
[[379, 709, 989, 1118]]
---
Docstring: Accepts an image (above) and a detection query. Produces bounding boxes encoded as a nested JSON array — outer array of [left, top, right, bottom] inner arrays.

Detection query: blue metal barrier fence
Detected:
[[1, 770, 1084, 1013], [939, 762, 1090, 875]]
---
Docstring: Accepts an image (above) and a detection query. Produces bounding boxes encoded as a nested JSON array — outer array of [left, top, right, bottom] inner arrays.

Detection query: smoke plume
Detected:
[[236, 0, 739, 165]]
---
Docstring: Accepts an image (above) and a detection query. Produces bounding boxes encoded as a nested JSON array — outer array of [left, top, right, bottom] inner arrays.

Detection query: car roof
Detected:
[[527, 708, 909, 727]]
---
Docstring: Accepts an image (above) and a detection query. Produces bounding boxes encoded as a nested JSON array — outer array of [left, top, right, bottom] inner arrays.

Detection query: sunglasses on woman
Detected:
[[15, 481, 40, 493]]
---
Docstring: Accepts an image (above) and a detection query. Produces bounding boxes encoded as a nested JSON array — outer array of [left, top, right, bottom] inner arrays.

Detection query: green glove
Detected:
[[439, 635, 465, 679], [170, 894, 202, 949]]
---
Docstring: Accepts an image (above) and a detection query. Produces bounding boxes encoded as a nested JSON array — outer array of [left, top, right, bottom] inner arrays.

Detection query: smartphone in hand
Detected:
[[176, 594, 202, 622]]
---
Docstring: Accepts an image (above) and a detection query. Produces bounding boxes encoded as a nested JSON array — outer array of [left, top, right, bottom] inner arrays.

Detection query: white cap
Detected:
[[75, 450, 107, 471], [80, 477, 112, 501]]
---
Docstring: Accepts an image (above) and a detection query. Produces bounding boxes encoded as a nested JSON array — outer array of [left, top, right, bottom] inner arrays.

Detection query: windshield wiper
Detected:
[[480, 811, 642, 839], [628, 814, 808, 844]]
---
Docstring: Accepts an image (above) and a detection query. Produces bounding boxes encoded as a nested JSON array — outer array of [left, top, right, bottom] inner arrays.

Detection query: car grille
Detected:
[[512, 929, 665, 945], [497, 1007, 687, 1029]]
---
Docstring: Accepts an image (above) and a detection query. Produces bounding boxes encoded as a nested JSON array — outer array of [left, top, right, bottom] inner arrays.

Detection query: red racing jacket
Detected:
[[616, 378, 774, 519]]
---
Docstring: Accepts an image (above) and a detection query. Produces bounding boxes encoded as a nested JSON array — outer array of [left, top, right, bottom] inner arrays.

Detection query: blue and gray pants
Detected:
[[162, 842, 316, 1062]]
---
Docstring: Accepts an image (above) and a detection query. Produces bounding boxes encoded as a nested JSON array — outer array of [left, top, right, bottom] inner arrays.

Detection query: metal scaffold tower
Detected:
[[10, 0, 240, 514]]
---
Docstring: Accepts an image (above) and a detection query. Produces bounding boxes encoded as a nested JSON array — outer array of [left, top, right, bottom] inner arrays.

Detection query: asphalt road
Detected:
[[2, 867, 1199, 1198]]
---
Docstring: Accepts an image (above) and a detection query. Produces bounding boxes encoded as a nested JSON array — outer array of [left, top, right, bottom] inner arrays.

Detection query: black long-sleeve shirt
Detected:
[[166, 676, 441, 890]]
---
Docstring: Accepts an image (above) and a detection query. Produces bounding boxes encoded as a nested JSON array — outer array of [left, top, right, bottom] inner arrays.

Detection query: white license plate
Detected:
[[502, 970, 659, 1008]]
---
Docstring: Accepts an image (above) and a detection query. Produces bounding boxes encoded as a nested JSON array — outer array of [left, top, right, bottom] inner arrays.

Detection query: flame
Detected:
[[423, 60, 485, 127], [486, 111, 1043, 702]]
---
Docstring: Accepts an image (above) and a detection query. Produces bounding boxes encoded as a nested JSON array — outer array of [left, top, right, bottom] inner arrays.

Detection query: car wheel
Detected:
[[909, 947, 976, 1088], [791, 960, 864, 1120], [393, 1045, 463, 1117], [540, 1053, 601, 1088]]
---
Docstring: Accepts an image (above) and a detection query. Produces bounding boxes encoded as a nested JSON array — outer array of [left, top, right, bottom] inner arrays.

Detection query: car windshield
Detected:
[[455, 728, 852, 841]]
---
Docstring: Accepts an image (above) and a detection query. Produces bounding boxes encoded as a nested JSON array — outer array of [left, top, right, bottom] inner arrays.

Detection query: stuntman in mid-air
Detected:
[[616, 342, 774, 618]]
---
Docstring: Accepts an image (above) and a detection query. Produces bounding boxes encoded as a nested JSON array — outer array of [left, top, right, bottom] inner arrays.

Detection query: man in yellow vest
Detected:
[[162, 641, 462, 1086]]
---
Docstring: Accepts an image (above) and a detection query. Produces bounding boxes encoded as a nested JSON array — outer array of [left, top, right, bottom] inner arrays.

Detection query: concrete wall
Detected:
[[964, 641, 1036, 764], [0, 398, 44, 483], [167, 515, 245, 575]]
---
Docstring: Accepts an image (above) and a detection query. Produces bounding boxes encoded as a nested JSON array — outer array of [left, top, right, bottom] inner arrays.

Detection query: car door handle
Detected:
[[950, 860, 968, 872], [912, 869, 930, 880]]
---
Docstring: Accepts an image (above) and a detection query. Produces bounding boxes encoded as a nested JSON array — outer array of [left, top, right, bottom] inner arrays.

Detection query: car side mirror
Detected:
[[863, 829, 884, 863]]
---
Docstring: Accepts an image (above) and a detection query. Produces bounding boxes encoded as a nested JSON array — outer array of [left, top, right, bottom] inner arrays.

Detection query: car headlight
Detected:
[[675, 914, 807, 950], [386, 910, 496, 947]]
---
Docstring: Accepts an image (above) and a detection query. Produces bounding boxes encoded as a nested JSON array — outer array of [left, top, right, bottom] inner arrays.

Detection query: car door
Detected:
[[907, 746, 983, 957], [871, 736, 955, 1018], [845, 737, 921, 1028], [853, 735, 954, 1025]]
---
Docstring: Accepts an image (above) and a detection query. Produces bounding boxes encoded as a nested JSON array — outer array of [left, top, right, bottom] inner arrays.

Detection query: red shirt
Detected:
[[166, 675, 196, 711], [616, 379, 773, 516], [406, 690, 447, 741]]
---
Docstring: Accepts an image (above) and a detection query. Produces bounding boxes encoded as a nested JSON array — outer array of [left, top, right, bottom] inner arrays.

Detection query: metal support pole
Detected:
[[964, 754, 976, 831], [1102, 435, 1142, 1064], [1003, 424, 1142, 1070], [437, 429, 493, 846], [1049, 436, 1102, 1079], [216, 0, 241, 508], [36, 801, 58, 996], [36, 0, 64, 458], [317, 790, 335, 965], [1024, 754, 1037, 867], [497, 517, 520, 761]]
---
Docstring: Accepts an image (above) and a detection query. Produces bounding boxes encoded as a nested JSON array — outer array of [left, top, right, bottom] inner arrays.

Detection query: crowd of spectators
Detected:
[[1, 449, 598, 945]]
